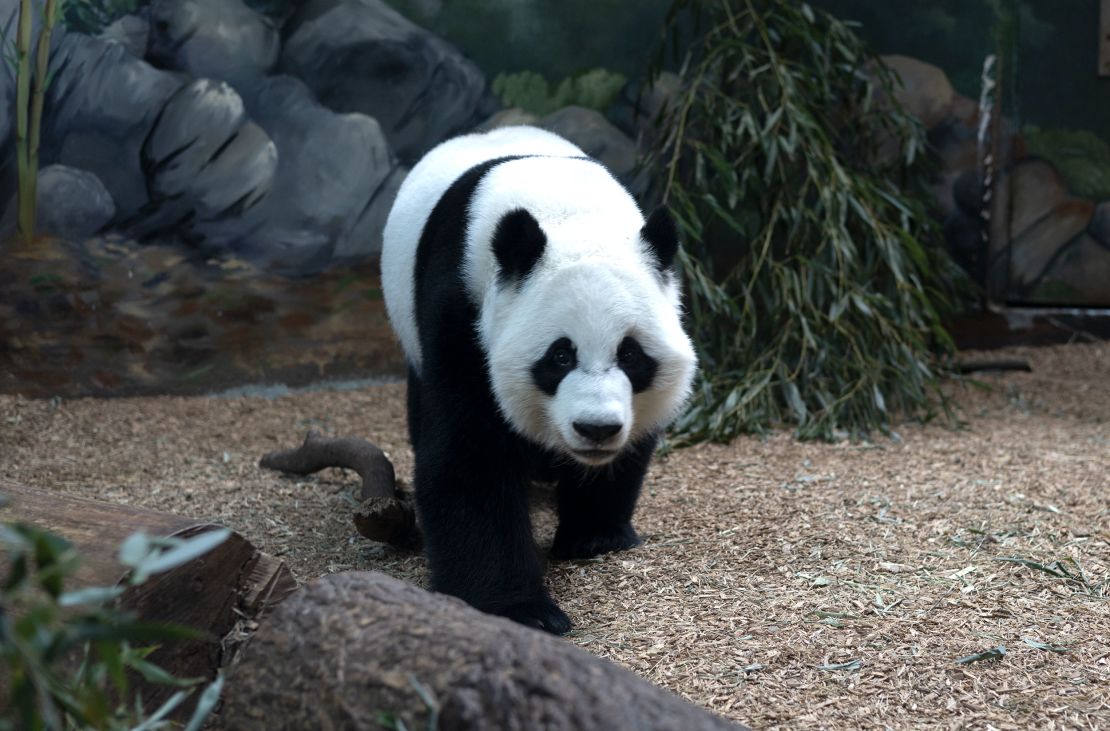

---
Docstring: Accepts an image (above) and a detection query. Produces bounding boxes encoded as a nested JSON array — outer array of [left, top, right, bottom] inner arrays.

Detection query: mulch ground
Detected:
[[1, 341, 1107, 729]]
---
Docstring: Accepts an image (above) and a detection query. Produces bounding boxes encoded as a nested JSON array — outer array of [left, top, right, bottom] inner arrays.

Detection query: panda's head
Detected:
[[481, 207, 697, 466]]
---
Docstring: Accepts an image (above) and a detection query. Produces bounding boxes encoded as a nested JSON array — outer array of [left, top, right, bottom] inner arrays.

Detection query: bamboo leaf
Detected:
[[955, 646, 1006, 665]]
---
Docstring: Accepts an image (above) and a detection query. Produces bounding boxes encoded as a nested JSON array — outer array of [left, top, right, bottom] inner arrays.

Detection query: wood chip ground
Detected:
[[1, 342, 1107, 729]]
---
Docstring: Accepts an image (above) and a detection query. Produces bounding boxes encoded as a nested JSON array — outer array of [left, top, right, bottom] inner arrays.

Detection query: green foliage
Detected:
[[62, 0, 141, 35], [651, 0, 969, 443], [491, 68, 627, 117], [1023, 126, 1110, 201], [8, 0, 60, 245], [0, 517, 228, 730]]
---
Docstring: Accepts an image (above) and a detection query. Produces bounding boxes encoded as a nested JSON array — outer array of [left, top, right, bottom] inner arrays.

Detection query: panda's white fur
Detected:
[[382, 126, 696, 466], [381, 127, 582, 371]]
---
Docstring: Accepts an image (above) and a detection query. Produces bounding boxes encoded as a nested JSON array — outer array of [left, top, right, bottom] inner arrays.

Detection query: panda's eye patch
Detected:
[[532, 337, 576, 395], [617, 338, 643, 366], [617, 336, 658, 393]]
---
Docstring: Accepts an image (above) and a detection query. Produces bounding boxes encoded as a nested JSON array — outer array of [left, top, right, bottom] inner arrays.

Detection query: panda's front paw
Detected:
[[499, 595, 572, 635], [550, 522, 641, 561]]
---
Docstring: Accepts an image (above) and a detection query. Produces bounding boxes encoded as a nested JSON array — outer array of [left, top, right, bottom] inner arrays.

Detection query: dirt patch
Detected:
[[0, 237, 403, 398], [1, 342, 1107, 729]]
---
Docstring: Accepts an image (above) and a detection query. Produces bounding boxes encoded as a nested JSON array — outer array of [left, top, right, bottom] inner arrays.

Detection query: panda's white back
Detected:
[[382, 127, 587, 370], [463, 156, 647, 300]]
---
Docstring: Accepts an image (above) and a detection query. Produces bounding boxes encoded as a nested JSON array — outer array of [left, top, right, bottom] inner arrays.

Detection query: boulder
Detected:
[[1088, 200, 1110, 246], [474, 107, 540, 133], [1009, 159, 1069, 237], [930, 121, 977, 175], [34, 165, 117, 240], [1036, 234, 1110, 306], [41, 32, 184, 218], [610, 71, 682, 139], [280, 0, 489, 162], [948, 94, 979, 128], [1008, 198, 1094, 289], [228, 75, 397, 271], [221, 572, 745, 731], [147, 0, 279, 84], [879, 55, 955, 131], [335, 165, 409, 260], [540, 106, 640, 189], [99, 13, 148, 59], [133, 79, 278, 239]]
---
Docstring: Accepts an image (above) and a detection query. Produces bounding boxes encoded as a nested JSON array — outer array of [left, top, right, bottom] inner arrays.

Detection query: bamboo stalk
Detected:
[[14, 0, 33, 245], [27, 0, 59, 235]]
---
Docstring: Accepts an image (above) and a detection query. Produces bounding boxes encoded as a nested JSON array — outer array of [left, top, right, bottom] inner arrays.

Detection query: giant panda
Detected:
[[381, 126, 697, 634]]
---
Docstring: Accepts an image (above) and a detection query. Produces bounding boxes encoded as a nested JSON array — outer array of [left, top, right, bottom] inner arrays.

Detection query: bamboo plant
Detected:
[[650, 0, 970, 443], [11, 0, 60, 246]]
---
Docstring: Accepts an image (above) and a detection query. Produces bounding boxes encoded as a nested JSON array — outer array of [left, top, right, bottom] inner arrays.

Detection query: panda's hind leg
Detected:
[[550, 434, 657, 561], [406, 364, 422, 451]]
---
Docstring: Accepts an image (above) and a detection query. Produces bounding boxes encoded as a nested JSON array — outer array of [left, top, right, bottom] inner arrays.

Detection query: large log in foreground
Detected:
[[222, 572, 747, 731], [0, 480, 298, 707]]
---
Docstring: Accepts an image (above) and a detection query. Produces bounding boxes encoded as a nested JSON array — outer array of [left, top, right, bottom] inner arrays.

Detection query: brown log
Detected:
[[259, 431, 418, 546], [0, 480, 298, 708], [221, 572, 748, 731]]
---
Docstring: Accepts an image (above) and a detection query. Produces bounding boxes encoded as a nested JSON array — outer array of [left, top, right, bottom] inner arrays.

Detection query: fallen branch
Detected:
[[954, 359, 1033, 374], [259, 432, 417, 547], [222, 572, 748, 731]]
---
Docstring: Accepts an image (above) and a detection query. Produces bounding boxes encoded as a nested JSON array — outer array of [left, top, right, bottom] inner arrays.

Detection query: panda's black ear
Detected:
[[493, 208, 547, 284], [641, 207, 679, 273]]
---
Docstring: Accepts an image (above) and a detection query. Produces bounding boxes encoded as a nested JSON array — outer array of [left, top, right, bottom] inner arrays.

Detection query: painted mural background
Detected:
[[819, 0, 1110, 308], [1, 0, 1106, 398]]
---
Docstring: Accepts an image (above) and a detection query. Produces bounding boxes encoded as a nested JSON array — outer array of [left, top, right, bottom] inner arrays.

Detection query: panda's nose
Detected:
[[573, 421, 622, 443]]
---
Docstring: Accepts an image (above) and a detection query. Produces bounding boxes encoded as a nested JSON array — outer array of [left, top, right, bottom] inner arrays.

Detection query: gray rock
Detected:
[[931, 124, 977, 175], [229, 75, 396, 271], [879, 55, 955, 131], [148, 0, 279, 84], [540, 106, 641, 193], [610, 71, 682, 139], [281, 0, 488, 162], [34, 165, 117, 240], [474, 107, 540, 133], [1008, 198, 1094, 290], [1009, 159, 1069, 237], [41, 32, 184, 217], [99, 13, 148, 58], [336, 165, 408, 260], [1036, 234, 1110, 306], [948, 93, 979, 128], [135, 79, 277, 238], [1088, 200, 1110, 246]]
